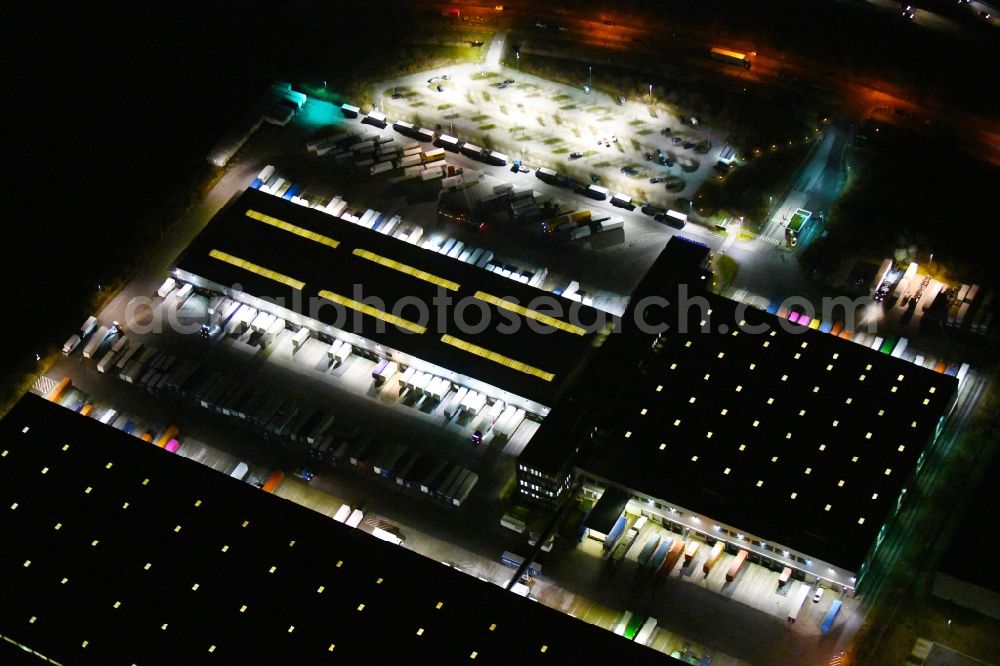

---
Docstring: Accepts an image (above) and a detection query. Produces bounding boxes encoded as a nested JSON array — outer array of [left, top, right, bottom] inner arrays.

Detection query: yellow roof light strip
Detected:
[[353, 248, 460, 291], [245, 209, 339, 249], [440, 334, 555, 382], [209, 250, 305, 291], [474, 291, 587, 336], [318, 290, 427, 334]]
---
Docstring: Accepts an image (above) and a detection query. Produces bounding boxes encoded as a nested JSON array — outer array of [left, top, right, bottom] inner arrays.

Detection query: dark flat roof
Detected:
[[585, 487, 630, 535], [582, 291, 957, 572], [175, 188, 603, 408], [938, 453, 1000, 593], [0, 393, 673, 665]]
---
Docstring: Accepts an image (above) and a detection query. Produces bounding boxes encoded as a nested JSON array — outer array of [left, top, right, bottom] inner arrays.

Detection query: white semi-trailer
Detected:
[[82, 326, 110, 359]]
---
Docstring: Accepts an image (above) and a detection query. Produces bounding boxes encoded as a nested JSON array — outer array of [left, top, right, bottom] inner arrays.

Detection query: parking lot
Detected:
[[376, 60, 725, 208]]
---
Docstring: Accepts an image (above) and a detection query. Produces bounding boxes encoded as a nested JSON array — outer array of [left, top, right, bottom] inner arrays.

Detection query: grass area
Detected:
[[552, 147, 569, 154], [553, 93, 571, 102], [470, 113, 488, 122], [628, 119, 646, 126], [712, 255, 739, 292], [693, 142, 809, 227], [559, 104, 577, 111], [636, 128, 654, 135], [477, 123, 496, 131], [437, 103, 453, 110], [542, 137, 561, 145]]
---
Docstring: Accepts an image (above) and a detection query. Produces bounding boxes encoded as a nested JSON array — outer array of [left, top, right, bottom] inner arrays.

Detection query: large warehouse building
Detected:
[[517, 240, 959, 596], [0, 393, 675, 665], [173, 188, 608, 417]]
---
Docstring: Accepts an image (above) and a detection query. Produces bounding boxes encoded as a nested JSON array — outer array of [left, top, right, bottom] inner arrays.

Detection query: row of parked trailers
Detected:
[[319, 433, 479, 508], [766, 302, 972, 380], [251, 165, 432, 249], [391, 119, 509, 167], [45, 377, 181, 452]]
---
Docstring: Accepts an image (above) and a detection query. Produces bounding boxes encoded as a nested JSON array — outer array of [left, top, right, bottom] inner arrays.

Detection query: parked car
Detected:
[[649, 177, 664, 184], [671, 136, 682, 144], [644, 153, 654, 161], [682, 141, 695, 150], [813, 588, 824, 603], [621, 167, 638, 177], [436, 84, 444, 92], [590, 174, 601, 183], [569, 152, 584, 159], [611, 135, 618, 143]]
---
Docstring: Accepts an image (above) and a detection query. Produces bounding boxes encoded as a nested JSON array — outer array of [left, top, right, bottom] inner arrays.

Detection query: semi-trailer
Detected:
[[262, 470, 285, 493], [420, 460, 450, 494], [703, 541, 725, 574], [436, 134, 460, 151], [820, 599, 842, 634], [637, 535, 661, 566], [786, 584, 811, 623], [156, 278, 177, 298], [648, 538, 672, 570], [374, 443, 408, 478], [435, 465, 463, 499], [451, 471, 478, 506], [585, 184, 609, 200], [725, 549, 749, 582], [635, 617, 658, 645], [604, 515, 628, 551], [610, 528, 638, 564], [461, 143, 483, 159], [82, 325, 110, 359], [443, 468, 472, 502], [485, 150, 508, 166], [393, 450, 421, 486], [535, 166, 557, 183], [401, 455, 433, 489], [96, 350, 117, 373], [709, 47, 752, 69]]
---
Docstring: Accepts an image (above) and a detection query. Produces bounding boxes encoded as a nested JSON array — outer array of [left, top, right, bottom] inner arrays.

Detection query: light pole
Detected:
[[649, 83, 653, 104], [516, 51, 520, 73], [589, 65, 592, 89]]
